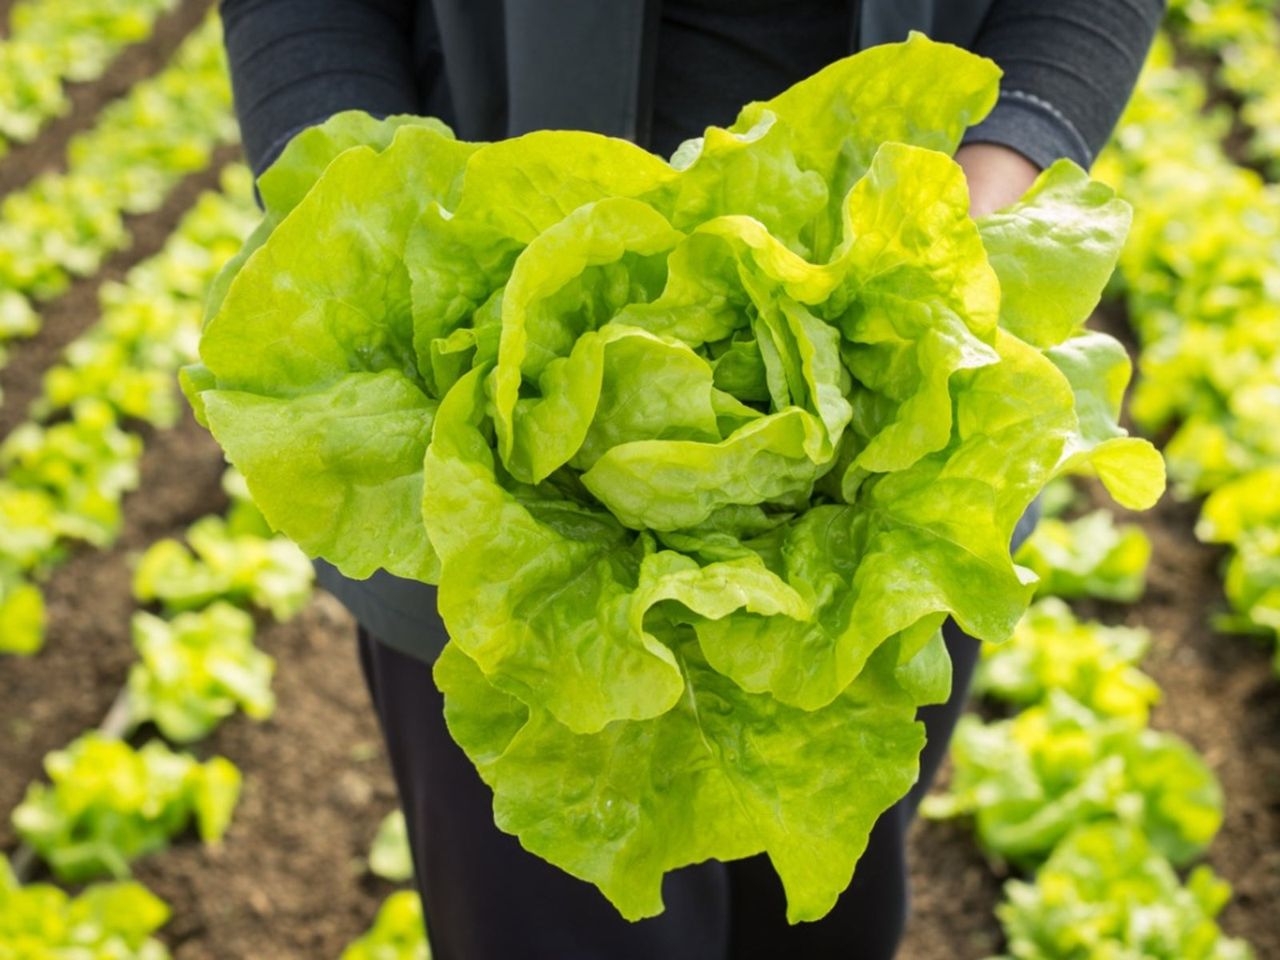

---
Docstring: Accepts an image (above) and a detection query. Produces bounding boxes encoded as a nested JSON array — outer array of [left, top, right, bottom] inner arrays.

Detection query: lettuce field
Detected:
[[0, 1, 1278, 958]]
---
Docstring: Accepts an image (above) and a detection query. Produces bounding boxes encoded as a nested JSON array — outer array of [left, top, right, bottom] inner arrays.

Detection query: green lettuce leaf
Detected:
[[13, 733, 242, 883], [978, 160, 1132, 349], [0, 569, 44, 656], [0, 856, 172, 959], [423, 367, 684, 734], [731, 31, 1001, 258], [127, 602, 275, 743], [204, 112, 463, 322], [368, 810, 414, 883], [341, 891, 430, 960], [132, 514, 313, 620], [198, 124, 472, 582], [1044, 332, 1165, 510]]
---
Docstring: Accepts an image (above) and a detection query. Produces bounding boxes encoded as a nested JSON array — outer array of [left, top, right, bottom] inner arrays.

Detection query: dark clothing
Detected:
[[220, 0, 1162, 663], [651, 1, 856, 156], [220, 0, 1164, 176]]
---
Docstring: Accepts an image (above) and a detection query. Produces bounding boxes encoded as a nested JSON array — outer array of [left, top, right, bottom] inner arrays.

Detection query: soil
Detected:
[[901, 815, 1006, 960]]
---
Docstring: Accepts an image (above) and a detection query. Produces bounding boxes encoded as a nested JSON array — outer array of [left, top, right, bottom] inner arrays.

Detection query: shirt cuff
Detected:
[[961, 89, 1094, 171]]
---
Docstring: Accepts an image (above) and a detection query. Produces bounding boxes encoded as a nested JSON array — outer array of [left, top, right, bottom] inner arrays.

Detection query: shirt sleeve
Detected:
[[219, 0, 422, 175], [961, 0, 1165, 170]]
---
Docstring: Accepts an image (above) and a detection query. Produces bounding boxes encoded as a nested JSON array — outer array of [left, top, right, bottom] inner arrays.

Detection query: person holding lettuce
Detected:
[[218, 2, 1162, 957]]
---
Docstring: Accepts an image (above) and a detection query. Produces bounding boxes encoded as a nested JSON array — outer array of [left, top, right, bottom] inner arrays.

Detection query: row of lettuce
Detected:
[[924, 491, 1253, 959], [0, 168, 272, 955], [920, 12, 1280, 950], [1165, 0, 1280, 174], [1094, 16, 1280, 667], [0, 164, 426, 956], [0, 0, 177, 153], [0, 167, 256, 657], [1, 464, 308, 955], [0, 6, 430, 950], [0, 13, 235, 381]]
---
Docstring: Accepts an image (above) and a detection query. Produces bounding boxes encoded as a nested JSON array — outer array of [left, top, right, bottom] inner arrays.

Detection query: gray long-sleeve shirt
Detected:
[[221, 0, 1164, 174]]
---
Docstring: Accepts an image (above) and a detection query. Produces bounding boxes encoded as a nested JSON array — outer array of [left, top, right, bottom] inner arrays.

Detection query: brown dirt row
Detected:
[[0, 142, 240, 440], [901, 815, 1005, 959], [0, 0, 216, 197]]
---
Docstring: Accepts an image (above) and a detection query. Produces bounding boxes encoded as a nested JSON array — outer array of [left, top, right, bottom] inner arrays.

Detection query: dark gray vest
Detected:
[[322, 0, 1000, 661]]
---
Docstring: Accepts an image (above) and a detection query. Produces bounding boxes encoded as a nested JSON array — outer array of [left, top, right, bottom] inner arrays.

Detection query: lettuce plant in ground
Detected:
[[1198, 466, 1280, 661], [0, 565, 43, 655], [0, 483, 61, 573], [341, 891, 430, 960], [1, 398, 141, 549], [0, 854, 171, 960], [369, 810, 414, 883], [128, 601, 276, 743], [922, 691, 1222, 868], [12, 732, 241, 883], [132, 513, 313, 620], [995, 822, 1254, 960], [1015, 509, 1152, 602], [188, 34, 1163, 921], [975, 598, 1160, 725]]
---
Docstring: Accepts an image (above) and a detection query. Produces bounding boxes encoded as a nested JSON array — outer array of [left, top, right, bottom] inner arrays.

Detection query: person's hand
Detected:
[[955, 142, 1040, 219]]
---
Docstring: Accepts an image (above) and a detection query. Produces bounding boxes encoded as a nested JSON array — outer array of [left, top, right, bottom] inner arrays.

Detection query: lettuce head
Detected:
[[187, 34, 1163, 922]]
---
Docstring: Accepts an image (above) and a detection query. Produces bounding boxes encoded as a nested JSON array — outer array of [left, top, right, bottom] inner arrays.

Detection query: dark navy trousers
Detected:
[[356, 618, 982, 960]]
